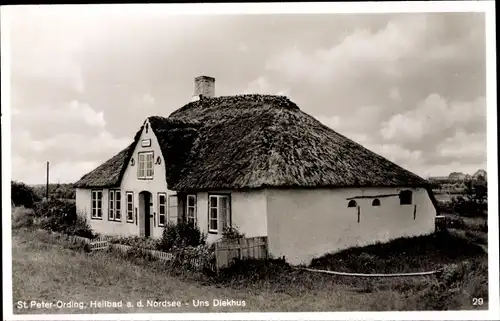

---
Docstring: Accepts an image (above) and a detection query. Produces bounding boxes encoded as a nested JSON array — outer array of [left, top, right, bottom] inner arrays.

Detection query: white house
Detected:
[[74, 76, 439, 265]]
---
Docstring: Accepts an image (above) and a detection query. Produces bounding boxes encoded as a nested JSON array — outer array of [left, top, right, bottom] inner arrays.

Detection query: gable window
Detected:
[[91, 190, 103, 219], [187, 195, 197, 227], [372, 198, 381, 206], [399, 190, 413, 205], [108, 189, 121, 221], [138, 151, 154, 179], [158, 193, 167, 227], [126, 192, 134, 223], [208, 194, 231, 234], [347, 200, 357, 208]]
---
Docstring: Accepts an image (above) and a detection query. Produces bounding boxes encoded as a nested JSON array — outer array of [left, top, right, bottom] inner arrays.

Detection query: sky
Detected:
[[5, 6, 488, 184]]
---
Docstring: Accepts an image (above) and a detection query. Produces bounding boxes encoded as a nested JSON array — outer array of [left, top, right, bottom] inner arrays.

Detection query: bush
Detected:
[[157, 221, 206, 251], [34, 199, 95, 238], [12, 207, 35, 229], [108, 235, 160, 250], [169, 243, 216, 272], [221, 225, 245, 240], [11, 181, 41, 208]]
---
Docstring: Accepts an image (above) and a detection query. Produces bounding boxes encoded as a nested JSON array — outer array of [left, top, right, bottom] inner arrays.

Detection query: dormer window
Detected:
[[138, 151, 154, 179]]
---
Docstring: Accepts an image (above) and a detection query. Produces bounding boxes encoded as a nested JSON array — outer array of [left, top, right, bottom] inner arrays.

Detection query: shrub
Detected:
[[450, 179, 487, 218], [108, 235, 160, 250], [12, 207, 35, 229], [11, 181, 41, 208], [221, 225, 245, 240], [34, 199, 95, 238], [157, 221, 206, 251], [169, 243, 216, 271]]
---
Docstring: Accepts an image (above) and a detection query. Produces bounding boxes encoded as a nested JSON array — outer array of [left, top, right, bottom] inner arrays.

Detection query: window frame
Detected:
[[186, 194, 197, 227], [91, 190, 103, 220], [208, 194, 231, 234], [399, 190, 413, 205], [137, 151, 154, 180], [157, 192, 167, 227], [108, 189, 122, 222], [126, 191, 134, 223]]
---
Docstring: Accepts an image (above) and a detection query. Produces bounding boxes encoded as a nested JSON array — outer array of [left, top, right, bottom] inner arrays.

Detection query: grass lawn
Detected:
[[11, 227, 488, 314]]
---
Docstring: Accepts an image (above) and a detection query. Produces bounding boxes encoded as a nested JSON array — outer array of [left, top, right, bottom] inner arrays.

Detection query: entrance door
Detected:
[[139, 191, 153, 238]]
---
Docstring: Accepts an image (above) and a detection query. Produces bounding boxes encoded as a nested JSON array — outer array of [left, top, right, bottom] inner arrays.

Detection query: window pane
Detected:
[[188, 195, 195, 206], [188, 207, 195, 218], [116, 200, 121, 210], [210, 196, 217, 208], [210, 208, 218, 220], [128, 194, 133, 202], [116, 210, 121, 220], [110, 191, 114, 201], [210, 218, 217, 230], [159, 215, 165, 225]]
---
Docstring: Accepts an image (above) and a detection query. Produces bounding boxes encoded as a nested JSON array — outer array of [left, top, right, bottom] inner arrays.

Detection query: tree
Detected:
[[452, 177, 487, 218]]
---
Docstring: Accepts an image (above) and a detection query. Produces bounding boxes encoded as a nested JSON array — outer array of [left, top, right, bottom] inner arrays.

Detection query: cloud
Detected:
[[142, 93, 156, 106], [389, 87, 401, 101], [380, 94, 486, 144], [12, 100, 106, 139], [265, 15, 432, 85], [238, 42, 249, 52], [243, 76, 290, 96], [11, 155, 99, 185]]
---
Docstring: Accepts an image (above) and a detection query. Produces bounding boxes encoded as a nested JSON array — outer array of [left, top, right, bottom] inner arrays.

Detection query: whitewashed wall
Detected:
[[196, 190, 268, 243], [266, 187, 436, 265]]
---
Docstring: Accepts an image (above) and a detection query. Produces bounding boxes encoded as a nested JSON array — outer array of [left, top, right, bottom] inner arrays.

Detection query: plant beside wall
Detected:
[[157, 221, 206, 251], [221, 225, 245, 241]]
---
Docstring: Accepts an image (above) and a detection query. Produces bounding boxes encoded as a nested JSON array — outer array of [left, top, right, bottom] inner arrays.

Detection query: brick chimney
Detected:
[[192, 76, 215, 101]]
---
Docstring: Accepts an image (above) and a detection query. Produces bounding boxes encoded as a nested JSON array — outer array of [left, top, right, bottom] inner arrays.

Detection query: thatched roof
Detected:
[[168, 95, 430, 191], [75, 94, 432, 193]]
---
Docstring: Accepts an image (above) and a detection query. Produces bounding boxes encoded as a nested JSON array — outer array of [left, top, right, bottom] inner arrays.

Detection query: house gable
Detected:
[[120, 118, 169, 191]]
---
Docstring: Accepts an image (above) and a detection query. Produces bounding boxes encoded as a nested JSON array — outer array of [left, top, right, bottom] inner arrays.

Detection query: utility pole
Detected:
[[46, 161, 49, 200]]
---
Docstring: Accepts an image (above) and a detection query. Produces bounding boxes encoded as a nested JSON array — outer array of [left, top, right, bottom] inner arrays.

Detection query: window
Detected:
[[372, 198, 381, 206], [187, 195, 197, 227], [399, 190, 413, 205], [126, 192, 134, 223], [138, 152, 154, 179], [168, 195, 178, 223], [108, 189, 121, 221], [208, 195, 231, 234], [91, 190, 103, 219], [347, 200, 357, 208], [158, 193, 167, 226]]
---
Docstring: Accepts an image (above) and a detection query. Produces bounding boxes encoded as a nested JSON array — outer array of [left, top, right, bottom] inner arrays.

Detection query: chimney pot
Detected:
[[193, 76, 215, 99]]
